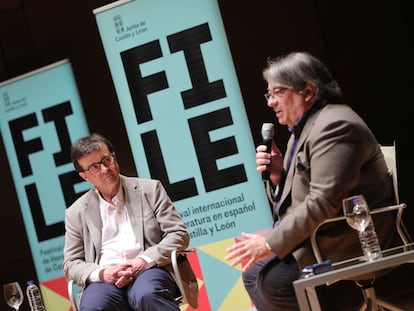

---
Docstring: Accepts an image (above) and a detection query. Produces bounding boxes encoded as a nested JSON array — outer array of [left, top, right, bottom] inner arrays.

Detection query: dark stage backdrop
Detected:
[[1, 1, 412, 310]]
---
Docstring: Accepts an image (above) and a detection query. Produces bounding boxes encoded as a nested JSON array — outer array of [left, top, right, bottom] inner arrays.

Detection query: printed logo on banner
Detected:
[[113, 15, 124, 34]]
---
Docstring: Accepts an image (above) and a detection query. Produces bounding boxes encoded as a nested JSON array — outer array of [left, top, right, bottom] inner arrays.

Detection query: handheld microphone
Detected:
[[261, 123, 274, 181]]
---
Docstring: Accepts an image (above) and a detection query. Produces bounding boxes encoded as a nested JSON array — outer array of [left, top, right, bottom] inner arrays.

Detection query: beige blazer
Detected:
[[62, 175, 190, 285]]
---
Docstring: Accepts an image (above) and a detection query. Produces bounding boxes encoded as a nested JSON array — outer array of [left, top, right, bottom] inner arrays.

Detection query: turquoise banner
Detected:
[[0, 60, 90, 310], [94, 0, 272, 310]]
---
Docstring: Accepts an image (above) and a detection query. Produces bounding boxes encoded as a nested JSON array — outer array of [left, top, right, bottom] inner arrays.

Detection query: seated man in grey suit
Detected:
[[63, 133, 190, 311]]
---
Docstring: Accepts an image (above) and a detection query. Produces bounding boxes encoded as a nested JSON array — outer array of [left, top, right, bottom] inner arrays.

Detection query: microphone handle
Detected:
[[262, 138, 272, 181]]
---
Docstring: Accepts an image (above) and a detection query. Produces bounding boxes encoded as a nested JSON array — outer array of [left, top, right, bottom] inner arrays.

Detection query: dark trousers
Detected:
[[242, 254, 301, 311], [80, 267, 180, 311]]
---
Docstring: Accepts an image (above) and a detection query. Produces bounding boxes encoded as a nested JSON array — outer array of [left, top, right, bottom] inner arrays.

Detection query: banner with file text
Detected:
[[94, 0, 273, 310], [0, 60, 90, 310]]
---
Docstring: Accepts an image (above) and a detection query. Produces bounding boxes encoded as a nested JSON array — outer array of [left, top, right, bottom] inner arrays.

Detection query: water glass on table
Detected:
[[3, 282, 24, 311], [342, 194, 382, 261]]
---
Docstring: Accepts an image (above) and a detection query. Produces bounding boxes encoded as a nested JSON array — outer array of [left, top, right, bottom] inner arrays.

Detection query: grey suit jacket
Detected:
[[266, 103, 395, 268], [62, 175, 189, 286]]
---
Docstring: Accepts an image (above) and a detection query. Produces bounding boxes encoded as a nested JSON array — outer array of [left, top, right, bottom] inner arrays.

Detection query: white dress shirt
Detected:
[[89, 186, 151, 282]]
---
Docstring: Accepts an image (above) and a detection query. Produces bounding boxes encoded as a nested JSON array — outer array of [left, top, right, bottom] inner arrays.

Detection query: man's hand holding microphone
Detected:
[[257, 123, 283, 187]]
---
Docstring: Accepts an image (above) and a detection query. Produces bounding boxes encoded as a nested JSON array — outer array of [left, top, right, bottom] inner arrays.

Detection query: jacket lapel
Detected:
[[278, 109, 321, 215], [121, 176, 144, 248], [83, 191, 103, 262]]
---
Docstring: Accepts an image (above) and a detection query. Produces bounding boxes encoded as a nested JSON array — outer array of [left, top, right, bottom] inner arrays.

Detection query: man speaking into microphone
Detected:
[[225, 51, 396, 310]]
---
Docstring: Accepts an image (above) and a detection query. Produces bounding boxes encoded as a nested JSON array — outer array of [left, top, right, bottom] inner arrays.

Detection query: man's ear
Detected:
[[79, 172, 88, 181], [303, 83, 315, 102]]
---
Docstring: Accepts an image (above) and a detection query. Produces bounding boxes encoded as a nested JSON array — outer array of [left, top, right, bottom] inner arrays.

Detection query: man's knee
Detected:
[[80, 295, 117, 311], [242, 268, 258, 290]]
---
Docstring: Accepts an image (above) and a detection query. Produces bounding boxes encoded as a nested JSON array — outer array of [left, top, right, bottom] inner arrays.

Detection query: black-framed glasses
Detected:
[[264, 87, 290, 102], [82, 153, 115, 174]]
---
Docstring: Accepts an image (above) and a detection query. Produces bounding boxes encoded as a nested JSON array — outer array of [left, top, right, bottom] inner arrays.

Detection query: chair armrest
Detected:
[[67, 279, 79, 311], [311, 203, 408, 263]]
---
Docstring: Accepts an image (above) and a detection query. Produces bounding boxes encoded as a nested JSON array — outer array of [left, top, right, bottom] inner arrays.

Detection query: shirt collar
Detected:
[[287, 102, 321, 138], [96, 185, 125, 213], [288, 114, 307, 138]]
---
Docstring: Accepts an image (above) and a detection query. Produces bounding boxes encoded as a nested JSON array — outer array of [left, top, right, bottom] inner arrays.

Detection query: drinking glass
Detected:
[[3, 282, 23, 310], [342, 194, 371, 232], [342, 194, 382, 261]]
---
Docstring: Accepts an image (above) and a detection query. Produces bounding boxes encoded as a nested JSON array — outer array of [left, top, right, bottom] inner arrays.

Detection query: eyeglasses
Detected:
[[82, 153, 115, 174], [264, 87, 290, 102]]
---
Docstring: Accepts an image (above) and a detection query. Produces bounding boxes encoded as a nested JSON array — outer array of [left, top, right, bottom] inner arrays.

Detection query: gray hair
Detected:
[[263, 51, 343, 104], [70, 133, 114, 172]]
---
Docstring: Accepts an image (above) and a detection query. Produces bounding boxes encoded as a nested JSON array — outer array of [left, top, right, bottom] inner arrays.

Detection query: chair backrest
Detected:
[[171, 249, 199, 309], [380, 142, 399, 204], [380, 142, 411, 245]]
